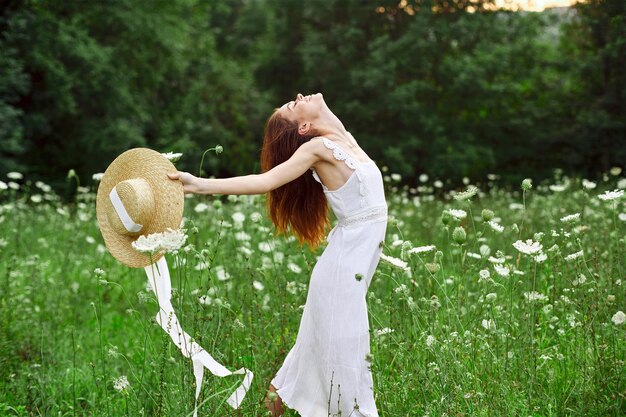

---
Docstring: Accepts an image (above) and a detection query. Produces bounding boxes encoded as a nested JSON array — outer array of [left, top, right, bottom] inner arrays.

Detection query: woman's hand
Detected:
[[167, 171, 203, 194]]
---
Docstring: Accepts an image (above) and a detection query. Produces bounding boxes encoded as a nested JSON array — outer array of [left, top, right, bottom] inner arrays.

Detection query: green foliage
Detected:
[[0, 0, 624, 194], [0, 170, 624, 416]]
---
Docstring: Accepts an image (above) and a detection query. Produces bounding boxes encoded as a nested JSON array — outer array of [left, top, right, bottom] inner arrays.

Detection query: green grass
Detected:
[[0, 169, 624, 417]]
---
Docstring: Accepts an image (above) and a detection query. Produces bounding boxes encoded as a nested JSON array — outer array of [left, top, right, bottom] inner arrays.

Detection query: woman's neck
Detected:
[[313, 110, 354, 145]]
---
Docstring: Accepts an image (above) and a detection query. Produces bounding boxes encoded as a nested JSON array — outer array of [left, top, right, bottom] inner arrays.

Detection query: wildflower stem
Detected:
[[466, 200, 478, 254], [92, 290, 111, 417], [528, 260, 537, 413], [198, 147, 218, 178]]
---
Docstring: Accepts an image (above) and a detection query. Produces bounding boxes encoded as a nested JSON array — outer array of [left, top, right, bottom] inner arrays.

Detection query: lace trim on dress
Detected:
[[310, 137, 369, 206], [337, 204, 388, 228]]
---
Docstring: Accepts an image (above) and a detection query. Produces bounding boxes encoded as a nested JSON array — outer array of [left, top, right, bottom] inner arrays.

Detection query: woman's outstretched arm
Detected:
[[168, 140, 324, 195]]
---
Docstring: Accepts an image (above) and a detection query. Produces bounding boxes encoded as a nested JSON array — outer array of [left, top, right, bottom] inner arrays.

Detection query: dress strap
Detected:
[[316, 137, 358, 170]]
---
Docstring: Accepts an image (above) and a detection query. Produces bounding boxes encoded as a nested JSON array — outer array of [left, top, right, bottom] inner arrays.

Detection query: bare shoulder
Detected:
[[305, 137, 334, 166]]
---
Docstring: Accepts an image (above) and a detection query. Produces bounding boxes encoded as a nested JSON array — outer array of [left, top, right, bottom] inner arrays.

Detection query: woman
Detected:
[[168, 93, 388, 417]]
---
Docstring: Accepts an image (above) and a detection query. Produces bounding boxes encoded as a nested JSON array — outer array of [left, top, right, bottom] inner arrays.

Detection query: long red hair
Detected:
[[260, 109, 331, 251]]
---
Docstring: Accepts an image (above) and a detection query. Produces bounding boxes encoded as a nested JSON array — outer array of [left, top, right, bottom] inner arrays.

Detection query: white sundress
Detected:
[[271, 135, 388, 417]]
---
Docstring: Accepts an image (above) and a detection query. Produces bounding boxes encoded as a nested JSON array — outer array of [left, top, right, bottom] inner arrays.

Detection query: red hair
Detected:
[[260, 109, 331, 251]]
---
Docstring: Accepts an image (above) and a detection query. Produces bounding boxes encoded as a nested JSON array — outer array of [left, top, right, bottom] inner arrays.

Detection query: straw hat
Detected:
[[96, 148, 184, 268]]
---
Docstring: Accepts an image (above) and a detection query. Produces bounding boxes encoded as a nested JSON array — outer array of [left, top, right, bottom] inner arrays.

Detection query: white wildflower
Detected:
[[250, 212, 263, 222], [534, 252, 547, 263], [493, 264, 510, 277], [113, 375, 130, 392], [92, 173, 104, 182], [390, 173, 401, 181], [447, 209, 467, 220], [434, 180, 443, 188], [453, 185, 478, 201], [467, 252, 482, 260], [194, 203, 209, 213], [408, 245, 436, 255], [235, 231, 251, 241], [598, 189, 623, 201], [425, 335, 435, 347], [132, 233, 162, 254], [215, 266, 231, 281], [486, 293, 497, 302], [564, 250, 584, 262], [8, 182, 19, 190], [481, 319, 496, 331], [7, 172, 23, 180], [523, 291, 548, 303], [198, 295, 213, 305], [380, 253, 410, 271], [611, 311, 625, 325], [0, 181, 7, 190], [560, 213, 580, 223], [512, 239, 543, 255], [287, 262, 302, 274], [419, 174, 429, 183], [488, 256, 505, 264], [549, 184, 568, 192], [161, 152, 183, 162], [253, 280, 264, 291], [573, 273, 587, 286], [232, 212, 246, 223], [159, 228, 187, 252], [478, 269, 490, 282], [375, 327, 394, 337], [30, 194, 43, 203], [258, 242, 272, 253], [487, 220, 504, 233], [479, 244, 491, 257], [582, 179, 596, 189]]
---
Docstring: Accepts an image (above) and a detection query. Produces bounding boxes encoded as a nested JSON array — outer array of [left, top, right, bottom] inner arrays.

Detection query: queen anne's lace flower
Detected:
[[113, 375, 130, 391], [447, 209, 467, 220], [494, 264, 510, 277], [598, 189, 623, 201], [523, 291, 548, 303], [564, 250, 584, 262], [380, 253, 410, 271], [132, 228, 188, 254], [612, 311, 625, 325], [161, 152, 183, 162], [453, 185, 478, 201], [560, 213, 580, 223], [487, 221, 504, 233], [408, 245, 436, 255], [513, 239, 543, 255]]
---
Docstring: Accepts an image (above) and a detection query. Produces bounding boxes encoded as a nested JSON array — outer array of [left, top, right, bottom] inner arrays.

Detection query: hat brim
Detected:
[[96, 148, 184, 268]]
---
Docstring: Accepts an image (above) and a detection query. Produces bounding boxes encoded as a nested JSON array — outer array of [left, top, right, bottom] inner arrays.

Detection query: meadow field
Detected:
[[0, 167, 624, 417]]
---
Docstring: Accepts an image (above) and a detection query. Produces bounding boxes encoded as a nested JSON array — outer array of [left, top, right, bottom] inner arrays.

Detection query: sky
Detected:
[[501, 0, 576, 11]]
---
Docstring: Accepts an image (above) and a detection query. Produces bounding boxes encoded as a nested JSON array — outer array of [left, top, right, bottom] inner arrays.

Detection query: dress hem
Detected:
[[271, 379, 378, 417]]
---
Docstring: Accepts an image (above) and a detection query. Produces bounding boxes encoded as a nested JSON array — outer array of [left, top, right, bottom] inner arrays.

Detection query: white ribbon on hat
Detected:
[[109, 190, 253, 416], [109, 186, 143, 232], [145, 258, 253, 416]]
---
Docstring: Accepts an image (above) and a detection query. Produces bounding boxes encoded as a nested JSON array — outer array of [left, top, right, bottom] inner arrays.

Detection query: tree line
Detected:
[[0, 0, 624, 195]]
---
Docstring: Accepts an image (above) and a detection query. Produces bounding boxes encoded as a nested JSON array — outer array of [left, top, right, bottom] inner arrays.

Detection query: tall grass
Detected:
[[0, 168, 624, 416]]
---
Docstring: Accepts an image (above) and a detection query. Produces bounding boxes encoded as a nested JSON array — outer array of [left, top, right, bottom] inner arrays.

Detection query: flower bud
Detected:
[[425, 263, 440, 274], [452, 226, 466, 245], [434, 250, 443, 261], [481, 209, 495, 222], [215, 144, 223, 154], [521, 178, 532, 190]]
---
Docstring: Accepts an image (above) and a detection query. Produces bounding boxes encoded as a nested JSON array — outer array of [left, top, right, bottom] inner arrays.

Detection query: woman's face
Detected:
[[278, 93, 325, 125]]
